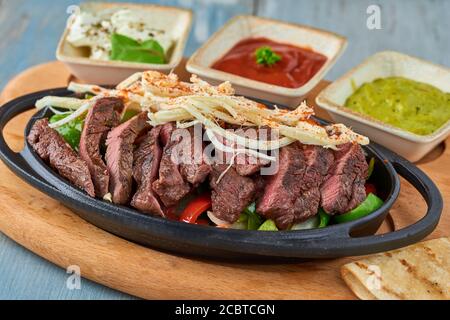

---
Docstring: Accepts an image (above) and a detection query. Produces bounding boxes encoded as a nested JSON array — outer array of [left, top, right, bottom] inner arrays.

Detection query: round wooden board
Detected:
[[0, 61, 448, 300]]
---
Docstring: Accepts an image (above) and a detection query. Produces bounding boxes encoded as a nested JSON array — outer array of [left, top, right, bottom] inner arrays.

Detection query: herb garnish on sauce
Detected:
[[110, 33, 166, 64], [255, 46, 281, 67]]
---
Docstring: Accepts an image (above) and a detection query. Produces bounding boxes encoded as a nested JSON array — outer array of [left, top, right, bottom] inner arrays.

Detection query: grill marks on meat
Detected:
[[297, 145, 335, 218], [234, 128, 272, 176], [210, 164, 256, 224], [27, 119, 95, 197], [131, 126, 164, 216], [105, 112, 150, 204], [152, 124, 211, 206], [152, 123, 191, 207], [320, 143, 368, 214], [214, 129, 271, 177], [79, 97, 124, 197], [257, 143, 334, 229], [256, 144, 305, 229], [179, 127, 211, 186]]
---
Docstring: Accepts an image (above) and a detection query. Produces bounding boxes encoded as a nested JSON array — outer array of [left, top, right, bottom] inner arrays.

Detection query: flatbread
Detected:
[[341, 237, 450, 300]]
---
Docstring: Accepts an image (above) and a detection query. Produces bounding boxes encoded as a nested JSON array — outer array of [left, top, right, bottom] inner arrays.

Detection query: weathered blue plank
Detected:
[[257, 0, 450, 80], [0, 232, 134, 299]]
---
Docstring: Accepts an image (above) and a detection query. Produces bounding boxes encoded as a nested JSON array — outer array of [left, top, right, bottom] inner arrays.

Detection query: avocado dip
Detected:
[[344, 77, 450, 135]]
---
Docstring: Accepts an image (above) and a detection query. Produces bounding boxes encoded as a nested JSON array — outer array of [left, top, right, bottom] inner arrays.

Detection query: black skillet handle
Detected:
[[0, 90, 65, 190], [334, 145, 443, 256]]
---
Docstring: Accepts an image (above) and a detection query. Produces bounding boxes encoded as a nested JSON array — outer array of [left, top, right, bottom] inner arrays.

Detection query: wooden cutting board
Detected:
[[0, 61, 448, 300]]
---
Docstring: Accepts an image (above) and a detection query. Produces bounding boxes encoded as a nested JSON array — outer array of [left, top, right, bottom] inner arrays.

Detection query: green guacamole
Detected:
[[344, 77, 450, 136]]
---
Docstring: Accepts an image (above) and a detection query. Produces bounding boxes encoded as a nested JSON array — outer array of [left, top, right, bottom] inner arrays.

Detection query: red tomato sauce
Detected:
[[211, 37, 327, 89]]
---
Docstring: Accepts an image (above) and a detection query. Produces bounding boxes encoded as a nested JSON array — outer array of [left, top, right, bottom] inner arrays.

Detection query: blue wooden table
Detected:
[[0, 0, 448, 300]]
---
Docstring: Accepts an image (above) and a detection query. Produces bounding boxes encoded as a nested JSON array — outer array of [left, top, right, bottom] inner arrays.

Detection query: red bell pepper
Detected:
[[165, 206, 179, 221], [195, 219, 210, 226], [365, 183, 377, 195], [179, 194, 212, 224]]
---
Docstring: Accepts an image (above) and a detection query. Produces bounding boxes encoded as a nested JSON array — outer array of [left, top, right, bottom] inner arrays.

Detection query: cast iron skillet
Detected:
[[0, 88, 443, 259]]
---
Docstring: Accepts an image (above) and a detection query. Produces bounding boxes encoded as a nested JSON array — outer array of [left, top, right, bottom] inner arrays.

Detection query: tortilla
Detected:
[[341, 237, 450, 300]]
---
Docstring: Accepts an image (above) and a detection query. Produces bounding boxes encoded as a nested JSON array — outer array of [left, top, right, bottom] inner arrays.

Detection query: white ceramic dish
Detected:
[[56, 2, 192, 85], [186, 15, 347, 107], [316, 51, 450, 162]]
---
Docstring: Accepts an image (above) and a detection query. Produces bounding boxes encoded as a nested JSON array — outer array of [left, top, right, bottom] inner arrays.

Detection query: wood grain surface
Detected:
[[0, 61, 448, 300]]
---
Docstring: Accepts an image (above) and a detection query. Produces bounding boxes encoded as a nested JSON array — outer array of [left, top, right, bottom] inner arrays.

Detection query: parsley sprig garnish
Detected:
[[255, 46, 281, 67]]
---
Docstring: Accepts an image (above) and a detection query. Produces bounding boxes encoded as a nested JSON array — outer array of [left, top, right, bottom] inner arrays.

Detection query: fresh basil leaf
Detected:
[[110, 33, 166, 64]]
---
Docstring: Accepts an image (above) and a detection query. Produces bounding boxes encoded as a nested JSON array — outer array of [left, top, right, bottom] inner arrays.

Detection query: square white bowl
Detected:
[[56, 2, 193, 85], [186, 15, 347, 107], [316, 51, 450, 162]]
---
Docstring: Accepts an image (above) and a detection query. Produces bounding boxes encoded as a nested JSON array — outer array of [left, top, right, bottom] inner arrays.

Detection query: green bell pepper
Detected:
[[258, 220, 278, 231], [121, 109, 140, 123], [334, 193, 384, 224], [367, 157, 375, 179], [244, 203, 263, 230], [318, 209, 331, 228]]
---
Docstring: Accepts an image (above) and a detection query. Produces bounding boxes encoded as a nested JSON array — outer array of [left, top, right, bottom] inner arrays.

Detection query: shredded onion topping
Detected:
[[35, 71, 369, 150]]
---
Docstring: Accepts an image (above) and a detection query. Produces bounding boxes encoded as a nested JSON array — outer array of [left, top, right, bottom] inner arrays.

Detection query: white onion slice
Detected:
[[181, 103, 293, 151], [68, 82, 109, 95], [35, 96, 86, 110], [176, 120, 200, 129], [48, 106, 70, 115], [207, 211, 231, 228], [117, 72, 142, 90], [206, 129, 276, 162], [48, 100, 93, 128]]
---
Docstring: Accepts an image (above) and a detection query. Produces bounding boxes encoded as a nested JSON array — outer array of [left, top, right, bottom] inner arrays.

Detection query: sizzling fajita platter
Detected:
[[0, 71, 442, 259]]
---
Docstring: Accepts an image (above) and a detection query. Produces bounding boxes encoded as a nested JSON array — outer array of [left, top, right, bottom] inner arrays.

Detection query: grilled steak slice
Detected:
[[256, 143, 306, 229], [214, 129, 270, 177], [27, 118, 95, 197], [131, 126, 164, 216], [236, 127, 272, 176], [160, 122, 174, 146], [152, 123, 191, 207], [257, 143, 333, 229], [79, 97, 124, 197], [105, 112, 150, 204], [209, 164, 256, 224], [179, 127, 211, 186], [320, 143, 368, 214], [294, 145, 334, 219]]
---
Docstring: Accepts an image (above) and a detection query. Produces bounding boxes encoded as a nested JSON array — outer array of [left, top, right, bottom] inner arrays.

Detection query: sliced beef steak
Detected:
[[320, 143, 368, 215], [79, 97, 124, 197], [105, 112, 150, 204], [256, 144, 305, 229], [213, 128, 271, 176], [152, 123, 191, 207], [160, 122, 174, 146], [131, 126, 164, 216], [209, 164, 256, 224], [235, 128, 272, 176], [257, 143, 333, 229], [295, 145, 335, 219], [27, 118, 95, 197], [178, 126, 211, 186]]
